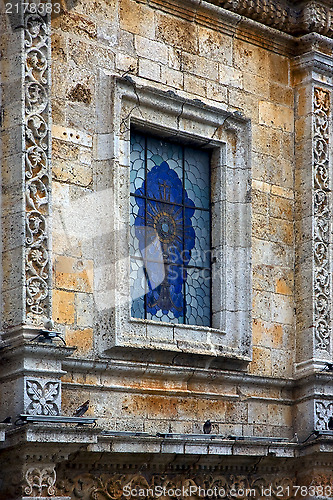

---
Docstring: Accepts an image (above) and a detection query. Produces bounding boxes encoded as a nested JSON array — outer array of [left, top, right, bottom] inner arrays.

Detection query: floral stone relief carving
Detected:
[[56, 472, 299, 500], [25, 378, 61, 415], [315, 400, 333, 430], [313, 88, 331, 353], [24, 467, 56, 497], [24, 8, 51, 320]]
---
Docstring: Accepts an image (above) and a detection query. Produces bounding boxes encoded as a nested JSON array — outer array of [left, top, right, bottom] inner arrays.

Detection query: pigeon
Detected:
[[44, 319, 55, 331], [328, 416, 333, 431], [321, 362, 333, 372], [73, 400, 89, 417], [1, 417, 11, 423], [203, 419, 212, 434]]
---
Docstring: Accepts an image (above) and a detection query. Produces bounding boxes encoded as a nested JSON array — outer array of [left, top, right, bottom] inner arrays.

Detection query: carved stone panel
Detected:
[[313, 88, 331, 354], [315, 400, 333, 430], [24, 467, 56, 497], [24, 378, 61, 416], [24, 8, 52, 321]]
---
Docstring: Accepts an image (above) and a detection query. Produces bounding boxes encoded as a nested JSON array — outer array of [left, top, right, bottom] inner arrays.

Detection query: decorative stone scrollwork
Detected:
[[24, 8, 51, 319], [308, 473, 333, 492], [57, 473, 297, 500], [315, 401, 333, 430], [148, 0, 333, 37], [313, 88, 331, 353], [24, 466, 56, 497], [214, 0, 292, 32], [215, 0, 333, 36], [25, 379, 61, 415], [301, 2, 330, 35]]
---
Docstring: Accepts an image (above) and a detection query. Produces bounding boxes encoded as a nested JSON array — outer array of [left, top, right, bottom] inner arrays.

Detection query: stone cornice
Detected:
[[137, 0, 333, 57], [1, 425, 298, 457], [144, 0, 333, 40], [207, 0, 333, 38], [62, 356, 294, 389], [293, 44, 333, 80]]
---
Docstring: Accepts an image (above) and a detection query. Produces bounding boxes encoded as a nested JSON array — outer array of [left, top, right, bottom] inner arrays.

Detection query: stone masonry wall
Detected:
[[51, 0, 295, 436]]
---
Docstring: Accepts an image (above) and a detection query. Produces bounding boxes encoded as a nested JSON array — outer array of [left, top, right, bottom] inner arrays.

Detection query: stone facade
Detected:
[[0, 0, 333, 498]]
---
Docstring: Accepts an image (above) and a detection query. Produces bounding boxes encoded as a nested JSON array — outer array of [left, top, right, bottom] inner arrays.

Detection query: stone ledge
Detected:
[[1, 424, 100, 451], [0, 425, 299, 457], [139, 0, 333, 39], [62, 356, 293, 392], [89, 432, 298, 457], [2, 426, 333, 461]]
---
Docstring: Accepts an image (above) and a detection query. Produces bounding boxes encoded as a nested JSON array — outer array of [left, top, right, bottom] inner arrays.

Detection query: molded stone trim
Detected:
[[0, 342, 74, 418], [139, 0, 333, 39], [94, 73, 252, 363]]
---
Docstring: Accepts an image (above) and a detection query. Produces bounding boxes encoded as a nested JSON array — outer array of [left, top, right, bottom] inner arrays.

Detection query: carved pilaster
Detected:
[[24, 7, 52, 323], [294, 52, 333, 441], [313, 88, 331, 354], [1, 2, 52, 333], [294, 55, 333, 372]]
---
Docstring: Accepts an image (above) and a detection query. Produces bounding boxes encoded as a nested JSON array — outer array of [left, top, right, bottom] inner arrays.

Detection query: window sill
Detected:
[[103, 317, 250, 365]]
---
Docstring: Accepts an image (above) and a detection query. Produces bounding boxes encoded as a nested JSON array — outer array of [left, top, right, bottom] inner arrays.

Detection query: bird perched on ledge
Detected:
[[321, 362, 333, 372], [73, 400, 89, 417], [203, 419, 212, 434]]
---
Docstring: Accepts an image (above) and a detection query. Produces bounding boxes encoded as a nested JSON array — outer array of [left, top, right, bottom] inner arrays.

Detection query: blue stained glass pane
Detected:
[[185, 267, 211, 326], [130, 132, 211, 326], [141, 162, 187, 205], [146, 137, 183, 195], [187, 209, 210, 268], [146, 308, 184, 324], [145, 264, 184, 319], [146, 200, 184, 264], [134, 165, 195, 266], [184, 148, 210, 209], [130, 257, 145, 319], [130, 196, 140, 256], [130, 133, 145, 194]]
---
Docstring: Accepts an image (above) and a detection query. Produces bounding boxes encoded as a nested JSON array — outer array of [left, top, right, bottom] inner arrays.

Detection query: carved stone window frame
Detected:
[[95, 75, 252, 363]]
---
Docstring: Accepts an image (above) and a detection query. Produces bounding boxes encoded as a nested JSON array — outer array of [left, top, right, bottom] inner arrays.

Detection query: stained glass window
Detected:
[[130, 132, 211, 326]]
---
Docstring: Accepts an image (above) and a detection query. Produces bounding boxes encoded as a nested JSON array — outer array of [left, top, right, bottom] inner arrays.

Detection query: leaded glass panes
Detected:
[[130, 132, 211, 326]]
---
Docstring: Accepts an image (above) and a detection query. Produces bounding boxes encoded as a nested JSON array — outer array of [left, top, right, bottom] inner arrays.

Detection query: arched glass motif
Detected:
[[130, 132, 211, 326]]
